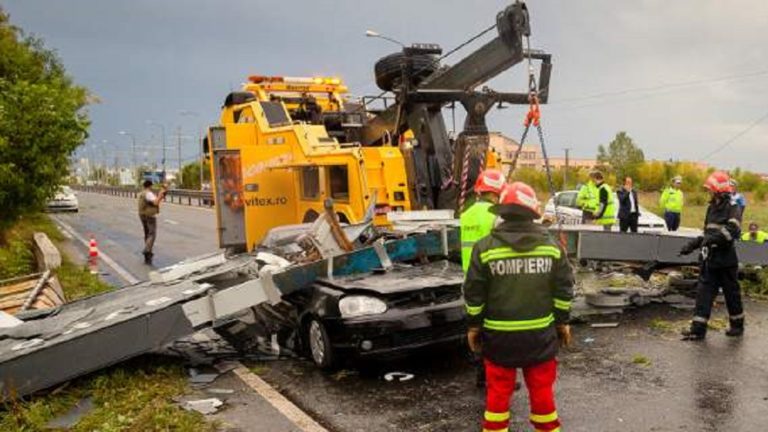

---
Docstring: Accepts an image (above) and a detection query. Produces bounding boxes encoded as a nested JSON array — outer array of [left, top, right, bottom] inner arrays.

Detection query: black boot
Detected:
[[682, 321, 707, 341], [143, 252, 153, 265], [725, 318, 744, 337]]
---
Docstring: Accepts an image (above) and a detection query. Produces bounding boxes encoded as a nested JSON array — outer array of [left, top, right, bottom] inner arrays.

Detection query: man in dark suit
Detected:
[[617, 177, 640, 233]]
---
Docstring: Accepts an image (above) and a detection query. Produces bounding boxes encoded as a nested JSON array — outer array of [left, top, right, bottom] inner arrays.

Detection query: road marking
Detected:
[[232, 363, 329, 432], [52, 216, 141, 286], [164, 219, 179, 225]]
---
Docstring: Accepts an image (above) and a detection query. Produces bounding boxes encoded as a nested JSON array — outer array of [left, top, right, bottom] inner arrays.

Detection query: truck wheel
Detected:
[[306, 318, 336, 369], [302, 210, 320, 223], [374, 52, 439, 92]]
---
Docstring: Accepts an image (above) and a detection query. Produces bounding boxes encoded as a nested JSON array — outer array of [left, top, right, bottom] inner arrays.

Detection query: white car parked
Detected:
[[543, 190, 666, 232], [46, 186, 79, 212]]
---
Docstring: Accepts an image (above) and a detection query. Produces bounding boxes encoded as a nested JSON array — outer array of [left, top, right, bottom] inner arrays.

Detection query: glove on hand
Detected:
[[556, 324, 572, 348], [467, 328, 482, 353]]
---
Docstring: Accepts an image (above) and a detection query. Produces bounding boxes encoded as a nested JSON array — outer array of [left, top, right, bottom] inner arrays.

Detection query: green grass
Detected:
[[0, 214, 112, 300], [638, 191, 768, 229], [0, 356, 215, 432], [1, 216, 214, 431], [631, 354, 652, 367]]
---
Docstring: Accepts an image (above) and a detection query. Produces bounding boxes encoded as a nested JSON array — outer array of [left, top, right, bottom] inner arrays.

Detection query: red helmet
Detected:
[[491, 182, 541, 219], [474, 169, 505, 195], [703, 171, 733, 194]]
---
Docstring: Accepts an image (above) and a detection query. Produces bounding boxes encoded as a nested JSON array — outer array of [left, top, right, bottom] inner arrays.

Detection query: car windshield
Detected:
[[554, 192, 578, 208], [59, 186, 73, 195]]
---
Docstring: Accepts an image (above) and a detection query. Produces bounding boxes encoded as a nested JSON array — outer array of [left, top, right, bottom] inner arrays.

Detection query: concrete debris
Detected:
[[0, 271, 66, 316], [583, 337, 595, 344], [182, 398, 224, 415], [206, 388, 235, 395], [590, 322, 620, 328], [189, 372, 220, 384], [585, 292, 633, 308], [45, 397, 94, 429], [0, 311, 22, 329], [149, 252, 227, 284], [384, 372, 415, 382]]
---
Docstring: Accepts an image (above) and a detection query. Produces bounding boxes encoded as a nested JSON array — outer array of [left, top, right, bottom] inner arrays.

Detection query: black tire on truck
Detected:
[[374, 52, 439, 92]]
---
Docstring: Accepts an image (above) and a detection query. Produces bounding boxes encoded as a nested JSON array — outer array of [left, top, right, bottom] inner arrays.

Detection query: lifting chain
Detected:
[[507, 35, 566, 247]]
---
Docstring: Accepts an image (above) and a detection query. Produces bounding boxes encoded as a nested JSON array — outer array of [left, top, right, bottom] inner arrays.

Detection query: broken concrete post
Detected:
[[33, 232, 61, 272]]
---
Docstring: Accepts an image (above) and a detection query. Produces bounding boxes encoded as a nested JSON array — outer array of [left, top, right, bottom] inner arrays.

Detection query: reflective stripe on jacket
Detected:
[[460, 200, 496, 273], [463, 221, 575, 368], [660, 187, 684, 213]]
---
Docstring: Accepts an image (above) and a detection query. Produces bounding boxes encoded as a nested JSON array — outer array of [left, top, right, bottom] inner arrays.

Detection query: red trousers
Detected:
[[482, 358, 560, 432]]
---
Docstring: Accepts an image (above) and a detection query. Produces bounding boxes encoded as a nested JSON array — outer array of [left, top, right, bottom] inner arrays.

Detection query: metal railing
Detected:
[[73, 185, 214, 207]]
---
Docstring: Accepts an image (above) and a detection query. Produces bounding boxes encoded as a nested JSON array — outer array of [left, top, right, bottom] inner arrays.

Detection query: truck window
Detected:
[[301, 167, 320, 200], [329, 165, 349, 201]]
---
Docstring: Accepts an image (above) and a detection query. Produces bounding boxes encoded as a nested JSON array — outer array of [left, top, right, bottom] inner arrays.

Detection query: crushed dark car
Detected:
[[216, 260, 467, 368]]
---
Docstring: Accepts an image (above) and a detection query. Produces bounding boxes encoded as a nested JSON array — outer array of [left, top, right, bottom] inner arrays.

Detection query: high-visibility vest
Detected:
[[576, 181, 599, 213], [741, 231, 768, 244], [595, 183, 616, 226], [660, 187, 684, 213], [460, 200, 496, 273]]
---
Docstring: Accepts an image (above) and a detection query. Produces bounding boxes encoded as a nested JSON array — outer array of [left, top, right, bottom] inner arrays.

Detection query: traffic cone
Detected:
[[88, 235, 99, 274]]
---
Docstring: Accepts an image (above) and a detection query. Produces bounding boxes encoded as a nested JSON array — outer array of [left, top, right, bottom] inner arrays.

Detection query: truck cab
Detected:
[[207, 76, 412, 251]]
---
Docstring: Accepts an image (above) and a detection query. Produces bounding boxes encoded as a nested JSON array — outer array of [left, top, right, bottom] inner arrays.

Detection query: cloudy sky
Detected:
[[4, 0, 768, 171]]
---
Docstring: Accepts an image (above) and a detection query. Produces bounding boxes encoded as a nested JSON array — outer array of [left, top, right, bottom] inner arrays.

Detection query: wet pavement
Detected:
[[252, 302, 768, 432], [51, 191, 219, 285]]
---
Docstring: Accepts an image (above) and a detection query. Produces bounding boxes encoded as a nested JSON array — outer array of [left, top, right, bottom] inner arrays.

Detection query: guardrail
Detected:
[[73, 185, 214, 207]]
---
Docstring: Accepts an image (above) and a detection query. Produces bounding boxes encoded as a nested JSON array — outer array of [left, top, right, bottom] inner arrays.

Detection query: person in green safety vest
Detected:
[[460, 168, 504, 390], [742, 222, 768, 244], [576, 177, 599, 224], [590, 170, 616, 231], [660, 176, 684, 232], [461, 169, 504, 273]]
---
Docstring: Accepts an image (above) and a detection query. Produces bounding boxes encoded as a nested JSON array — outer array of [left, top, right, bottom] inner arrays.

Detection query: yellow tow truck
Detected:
[[206, 2, 552, 252]]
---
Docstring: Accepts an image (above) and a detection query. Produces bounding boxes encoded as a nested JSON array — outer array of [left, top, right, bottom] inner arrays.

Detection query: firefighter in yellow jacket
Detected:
[[464, 182, 575, 432]]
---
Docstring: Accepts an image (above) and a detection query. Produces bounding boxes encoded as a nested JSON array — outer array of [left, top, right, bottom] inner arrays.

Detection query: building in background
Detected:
[[488, 132, 597, 174]]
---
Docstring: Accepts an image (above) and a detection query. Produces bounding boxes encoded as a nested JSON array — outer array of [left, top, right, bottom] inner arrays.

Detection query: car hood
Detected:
[[317, 260, 463, 294]]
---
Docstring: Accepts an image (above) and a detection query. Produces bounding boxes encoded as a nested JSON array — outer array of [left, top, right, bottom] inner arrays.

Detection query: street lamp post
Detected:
[[118, 131, 137, 177], [180, 110, 205, 189], [365, 30, 406, 48], [146, 120, 167, 181]]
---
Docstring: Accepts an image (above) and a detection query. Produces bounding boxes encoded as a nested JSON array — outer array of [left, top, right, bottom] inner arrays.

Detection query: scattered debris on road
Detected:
[[182, 398, 224, 415]]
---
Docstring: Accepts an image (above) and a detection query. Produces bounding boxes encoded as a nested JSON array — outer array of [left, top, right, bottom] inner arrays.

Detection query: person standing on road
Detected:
[[138, 180, 167, 265], [464, 182, 574, 432], [617, 176, 640, 233], [679, 171, 744, 341], [660, 176, 684, 231], [730, 179, 747, 222], [461, 168, 504, 388], [590, 170, 616, 231]]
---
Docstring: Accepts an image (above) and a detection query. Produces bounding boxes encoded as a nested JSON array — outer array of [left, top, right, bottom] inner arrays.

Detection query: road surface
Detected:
[[51, 191, 219, 285], [50, 191, 768, 431]]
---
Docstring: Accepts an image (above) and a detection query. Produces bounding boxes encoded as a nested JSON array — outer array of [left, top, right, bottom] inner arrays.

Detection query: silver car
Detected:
[[543, 190, 666, 232], [46, 186, 79, 212]]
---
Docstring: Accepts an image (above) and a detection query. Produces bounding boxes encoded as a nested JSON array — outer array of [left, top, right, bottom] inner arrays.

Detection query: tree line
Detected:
[[510, 131, 768, 201]]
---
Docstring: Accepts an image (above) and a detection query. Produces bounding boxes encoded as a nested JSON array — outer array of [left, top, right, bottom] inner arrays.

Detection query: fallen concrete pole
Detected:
[[576, 230, 768, 266], [0, 229, 458, 399]]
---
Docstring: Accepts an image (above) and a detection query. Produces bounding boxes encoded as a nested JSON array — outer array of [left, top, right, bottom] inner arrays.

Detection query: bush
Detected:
[[687, 191, 708, 206], [755, 184, 768, 202]]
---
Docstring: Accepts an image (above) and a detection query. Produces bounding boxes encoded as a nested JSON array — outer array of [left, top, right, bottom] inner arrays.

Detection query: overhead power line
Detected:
[[701, 110, 768, 161], [551, 69, 768, 106]]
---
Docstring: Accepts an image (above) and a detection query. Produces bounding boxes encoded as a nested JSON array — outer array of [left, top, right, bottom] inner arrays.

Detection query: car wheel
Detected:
[[306, 318, 336, 369]]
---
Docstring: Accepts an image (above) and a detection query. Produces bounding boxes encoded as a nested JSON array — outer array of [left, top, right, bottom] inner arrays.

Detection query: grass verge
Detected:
[[1, 214, 214, 430], [0, 356, 215, 432]]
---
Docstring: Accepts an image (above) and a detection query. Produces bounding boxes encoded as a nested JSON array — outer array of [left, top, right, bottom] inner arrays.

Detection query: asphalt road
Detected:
[[255, 303, 768, 432], [51, 191, 219, 285]]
